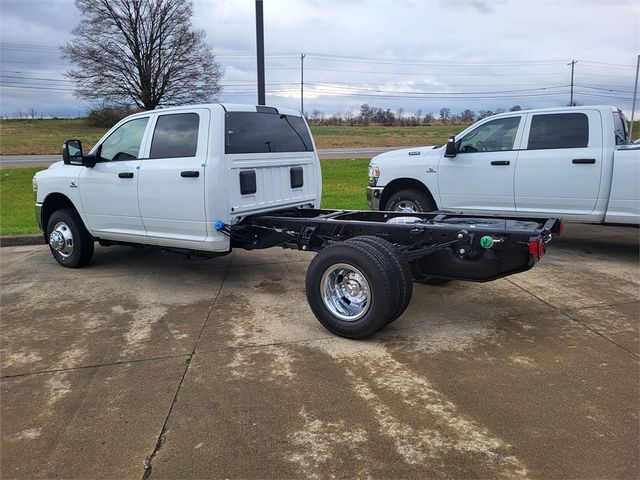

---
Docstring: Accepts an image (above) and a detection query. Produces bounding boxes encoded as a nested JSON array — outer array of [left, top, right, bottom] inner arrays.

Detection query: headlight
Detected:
[[32, 177, 38, 193], [368, 164, 380, 186]]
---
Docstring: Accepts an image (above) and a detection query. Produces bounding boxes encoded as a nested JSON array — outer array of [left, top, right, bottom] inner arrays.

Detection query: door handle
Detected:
[[491, 161, 510, 166], [180, 170, 200, 178], [572, 158, 596, 164], [118, 172, 134, 178]]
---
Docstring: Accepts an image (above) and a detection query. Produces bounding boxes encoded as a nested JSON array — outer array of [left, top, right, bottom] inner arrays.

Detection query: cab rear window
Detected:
[[225, 112, 313, 154]]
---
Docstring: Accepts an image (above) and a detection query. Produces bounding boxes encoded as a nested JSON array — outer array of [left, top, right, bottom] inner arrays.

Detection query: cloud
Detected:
[[1, 0, 638, 117]]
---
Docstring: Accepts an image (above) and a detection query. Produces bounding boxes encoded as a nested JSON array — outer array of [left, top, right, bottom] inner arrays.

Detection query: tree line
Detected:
[[306, 104, 524, 126]]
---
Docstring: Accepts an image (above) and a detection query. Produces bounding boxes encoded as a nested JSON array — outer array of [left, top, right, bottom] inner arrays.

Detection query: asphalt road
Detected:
[[1, 224, 638, 478], [0, 147, 400, 168]]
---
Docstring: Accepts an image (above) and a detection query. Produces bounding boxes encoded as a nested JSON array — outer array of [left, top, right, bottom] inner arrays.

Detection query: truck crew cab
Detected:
[[34, 104, 562, 339], [367, 106, 639, 225]]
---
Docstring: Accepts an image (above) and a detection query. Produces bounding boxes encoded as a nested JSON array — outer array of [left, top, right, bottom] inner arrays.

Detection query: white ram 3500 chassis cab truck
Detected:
[[34, 104, 562, 339], [367, 105, 639, 225]]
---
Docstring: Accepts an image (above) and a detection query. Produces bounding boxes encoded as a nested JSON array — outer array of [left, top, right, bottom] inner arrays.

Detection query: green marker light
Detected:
[[480, 236, 494, 249]]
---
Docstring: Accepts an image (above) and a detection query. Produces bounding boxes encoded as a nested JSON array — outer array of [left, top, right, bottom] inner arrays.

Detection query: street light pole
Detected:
[[300, 53, 305, 115], [255, 0, 265, 105], [630, 55, 639, 141], [567, 60, 577, 106]]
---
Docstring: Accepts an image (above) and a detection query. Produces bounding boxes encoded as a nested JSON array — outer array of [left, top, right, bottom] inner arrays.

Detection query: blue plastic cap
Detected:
[[214, 220, 225, 232]]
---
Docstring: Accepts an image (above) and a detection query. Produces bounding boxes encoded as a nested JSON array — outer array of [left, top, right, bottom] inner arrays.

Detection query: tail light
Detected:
[[529, 237, 545, 259], [557, 218, 564, 236]]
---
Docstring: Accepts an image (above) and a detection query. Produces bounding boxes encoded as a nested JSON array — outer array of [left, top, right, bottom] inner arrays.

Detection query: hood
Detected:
[[370, 145, 442, 166], [47, 161, 66, 169]]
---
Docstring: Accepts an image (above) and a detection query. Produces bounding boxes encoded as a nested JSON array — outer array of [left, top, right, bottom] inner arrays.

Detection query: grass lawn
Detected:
[[0, 159, 369, 236], [2, 117, 638, 156], [0, 118, 464, 155], [0, 119, 107, 155], [1, 167, 44, 236], [311, 124, 462, 148], [319, 158, 369, 210]]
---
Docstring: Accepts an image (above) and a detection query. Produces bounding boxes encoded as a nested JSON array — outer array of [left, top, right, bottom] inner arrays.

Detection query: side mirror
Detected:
[[62, 139, 83, 165], [444, 135, 457, 157], [82, 144, 100, 168]]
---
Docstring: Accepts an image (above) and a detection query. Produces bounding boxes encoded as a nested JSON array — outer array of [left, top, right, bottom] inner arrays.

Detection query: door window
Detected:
[[458, 116, 521, 153], [527, 113, 589, 149], [149, 113, 200, 159], [100, 117, 149, 161]]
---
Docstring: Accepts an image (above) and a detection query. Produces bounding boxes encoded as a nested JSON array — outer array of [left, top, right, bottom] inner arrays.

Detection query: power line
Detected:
[[305, 82, 569, 95]]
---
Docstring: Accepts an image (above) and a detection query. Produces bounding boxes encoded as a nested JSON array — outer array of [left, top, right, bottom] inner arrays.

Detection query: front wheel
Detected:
[[305, 242, 398, 339], [46, 208, 94, 268], [384, 189, 435, 213]]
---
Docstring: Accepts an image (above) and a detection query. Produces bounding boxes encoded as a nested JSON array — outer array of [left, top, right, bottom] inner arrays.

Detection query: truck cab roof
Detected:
[[137, 103, 303, 117], [489, 105, 622, 120]]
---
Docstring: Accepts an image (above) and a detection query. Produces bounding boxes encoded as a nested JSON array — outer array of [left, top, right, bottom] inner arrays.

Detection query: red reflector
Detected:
[[529, 238, 545, 258], [529, 240, 538, 255]]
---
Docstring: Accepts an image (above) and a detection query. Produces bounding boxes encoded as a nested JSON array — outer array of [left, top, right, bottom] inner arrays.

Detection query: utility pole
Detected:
[[300, 52, 306, 115], [567, 60, 577, 106], [255, 0, 265, 105], [630, 55, 639, 141]]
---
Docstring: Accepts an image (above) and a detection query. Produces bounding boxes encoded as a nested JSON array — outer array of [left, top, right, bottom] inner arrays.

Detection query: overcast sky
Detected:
[[0, 0, 638, 117]]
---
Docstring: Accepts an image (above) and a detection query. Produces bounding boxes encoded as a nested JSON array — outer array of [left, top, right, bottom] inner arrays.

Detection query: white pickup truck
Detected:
[[34, 103, 562, 339], [367, 105, 640, 225]]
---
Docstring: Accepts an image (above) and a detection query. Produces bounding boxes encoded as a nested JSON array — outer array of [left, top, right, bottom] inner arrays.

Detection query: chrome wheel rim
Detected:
[[394, 201, 419, 213], [320, 263, 370, 321], [49, 222, 74, 258]]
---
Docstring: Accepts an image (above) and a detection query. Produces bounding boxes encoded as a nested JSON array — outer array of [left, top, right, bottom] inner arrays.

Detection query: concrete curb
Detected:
[[1, 235, 45, 247]]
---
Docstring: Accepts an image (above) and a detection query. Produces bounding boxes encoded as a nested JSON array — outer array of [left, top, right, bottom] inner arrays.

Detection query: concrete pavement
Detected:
[[1, 224, 638, 478], [0, 147, 400, 168]]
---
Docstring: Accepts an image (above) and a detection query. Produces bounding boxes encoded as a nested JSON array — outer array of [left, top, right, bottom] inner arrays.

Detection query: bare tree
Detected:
[[359, 104, 374, 125], [309, 110, 325, 124], [439, 107, 451, 124], [509, 105, 522, 111], [477, 110, 494, 120], [343, 110, 354, 126], [460, 109, 476, 123], [414, 109, 422, 125], [61, 0, 222, 110]]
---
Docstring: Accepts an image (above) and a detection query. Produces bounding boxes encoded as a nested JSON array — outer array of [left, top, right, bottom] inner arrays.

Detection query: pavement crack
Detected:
[[562, 309, 640, 359], [0, 353, 190, 379], [141, 257, 232, 479], [505, 278, 639, 359]]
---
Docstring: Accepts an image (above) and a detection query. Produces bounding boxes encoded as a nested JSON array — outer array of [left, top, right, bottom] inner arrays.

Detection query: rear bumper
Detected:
[[366, 187, 384, 210]]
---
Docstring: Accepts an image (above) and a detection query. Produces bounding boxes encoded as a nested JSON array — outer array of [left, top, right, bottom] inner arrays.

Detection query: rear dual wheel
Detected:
[[346, 236, 413, 323], [305, 236, 413, 339]]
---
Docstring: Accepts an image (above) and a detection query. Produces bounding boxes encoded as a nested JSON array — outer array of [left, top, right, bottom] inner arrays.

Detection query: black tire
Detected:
[[46, 208, 94, 268], [346, 236, 413, 323], [385, 189, 436, 213], [409, 259, 451, 285], [305, 241, 397, 339]]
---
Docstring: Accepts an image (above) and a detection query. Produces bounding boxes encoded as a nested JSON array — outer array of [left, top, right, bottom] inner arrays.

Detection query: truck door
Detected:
[[515, 110, 603, 215], [438, 115, 523, 212], [137, 109, 210, 242], [79, 116, 149, 236]]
